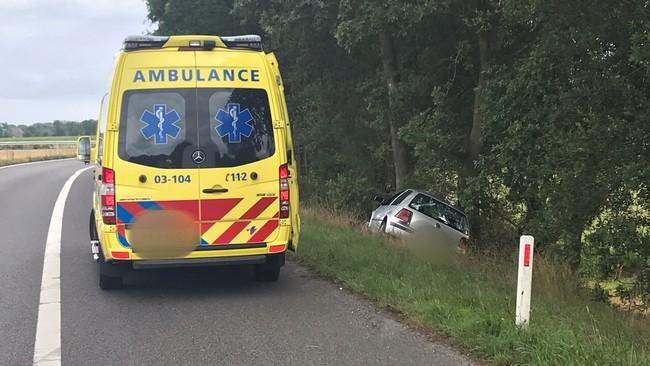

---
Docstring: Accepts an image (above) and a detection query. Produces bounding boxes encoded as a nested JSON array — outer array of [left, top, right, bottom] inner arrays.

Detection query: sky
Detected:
[[0, 0, 151, 124]]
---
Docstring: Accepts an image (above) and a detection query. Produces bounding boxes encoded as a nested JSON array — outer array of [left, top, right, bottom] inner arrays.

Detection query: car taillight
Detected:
[[394, 208, 412, 225], [279, 164, 290, 219], [101, 167, 116, 225]]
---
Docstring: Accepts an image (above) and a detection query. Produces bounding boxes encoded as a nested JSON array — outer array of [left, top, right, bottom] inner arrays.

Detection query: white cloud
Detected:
[[0, 0, 151, 124], [0, 0, 144, 18]]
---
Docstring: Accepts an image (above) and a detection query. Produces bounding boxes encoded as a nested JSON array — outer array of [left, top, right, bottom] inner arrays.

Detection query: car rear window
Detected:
[[118, 88, 275, 169], [408, 194, 469, 234], [391, 190, 412, 205]]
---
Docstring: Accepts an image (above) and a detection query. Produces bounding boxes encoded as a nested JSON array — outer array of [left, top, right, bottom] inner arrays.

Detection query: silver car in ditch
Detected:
[[368, 189, 470, 251]]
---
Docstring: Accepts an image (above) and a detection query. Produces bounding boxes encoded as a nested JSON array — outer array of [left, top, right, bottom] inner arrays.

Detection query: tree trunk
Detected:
[[379, 29, 409, 190], [461, 1, 500, 243], [569, 229, 584, 271]]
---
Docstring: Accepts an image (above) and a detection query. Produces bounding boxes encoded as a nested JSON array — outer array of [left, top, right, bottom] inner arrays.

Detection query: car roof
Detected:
[[404, 189, 467, 215]]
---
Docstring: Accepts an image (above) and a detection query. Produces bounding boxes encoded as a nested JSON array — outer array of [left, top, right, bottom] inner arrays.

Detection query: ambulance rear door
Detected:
[[194, 51, 282, 249], [111, 51, 201, 252]]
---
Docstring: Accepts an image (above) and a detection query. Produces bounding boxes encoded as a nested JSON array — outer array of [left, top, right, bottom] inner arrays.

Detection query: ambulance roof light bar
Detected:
[[221, 35, 263, 51], [122, 34, 263, 52], [123, 35, 169, 51]]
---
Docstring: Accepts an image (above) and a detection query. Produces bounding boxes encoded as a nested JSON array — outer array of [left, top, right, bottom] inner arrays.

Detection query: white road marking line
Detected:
[[0, 158, 75, 171], [33, 166, 92, 366]]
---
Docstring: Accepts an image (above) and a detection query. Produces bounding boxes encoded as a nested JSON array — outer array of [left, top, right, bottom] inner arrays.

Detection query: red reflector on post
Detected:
[[523, 244, 531, 267], [111, 251, 130, 259], [269, 244, 285, 253]]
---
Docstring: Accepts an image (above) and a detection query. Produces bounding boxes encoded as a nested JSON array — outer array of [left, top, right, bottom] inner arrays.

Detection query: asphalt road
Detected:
[[0, 159, 474, 366]]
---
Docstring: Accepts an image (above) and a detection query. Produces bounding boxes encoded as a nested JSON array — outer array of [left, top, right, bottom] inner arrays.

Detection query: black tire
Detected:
[[254, 267, 280, 282], [99, 273, 123, 290], [89, 210, 98, 241], [98, 252, 124, 290]]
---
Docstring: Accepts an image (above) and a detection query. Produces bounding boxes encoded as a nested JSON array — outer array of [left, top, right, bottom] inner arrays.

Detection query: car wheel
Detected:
[[254, 267, 280, 282]]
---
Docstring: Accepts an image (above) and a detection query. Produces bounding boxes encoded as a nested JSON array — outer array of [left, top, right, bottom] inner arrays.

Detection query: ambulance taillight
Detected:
[[279, 164, 290, 219], [101, 167, 116, 225]]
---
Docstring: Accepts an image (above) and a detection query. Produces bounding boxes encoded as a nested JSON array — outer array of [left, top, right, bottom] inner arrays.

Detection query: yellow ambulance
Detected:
[[78, 35, 300, 289]]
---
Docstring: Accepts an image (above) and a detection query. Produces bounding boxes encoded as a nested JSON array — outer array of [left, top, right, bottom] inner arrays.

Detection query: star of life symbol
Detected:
[[140, 104, 182, 144], [215, 103, 254, 143]]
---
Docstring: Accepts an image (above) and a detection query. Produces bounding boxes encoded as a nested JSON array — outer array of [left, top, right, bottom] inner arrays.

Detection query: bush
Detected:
[[301, 173, 378, 220]]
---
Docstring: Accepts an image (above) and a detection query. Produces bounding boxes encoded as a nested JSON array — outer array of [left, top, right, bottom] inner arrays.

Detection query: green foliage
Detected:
[[583, 196, 650, 294], [0, 123, 9, 138], [302, 174, 377, 219], [144, 0, 649, 303], [335, 0, 442, 51], [147, 0, 260, 35], [480, 1, 649, 269], [1, 120, 97, 138]]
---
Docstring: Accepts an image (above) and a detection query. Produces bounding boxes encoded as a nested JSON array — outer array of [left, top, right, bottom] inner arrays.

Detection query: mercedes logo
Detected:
[[191, 149, 206, 164]]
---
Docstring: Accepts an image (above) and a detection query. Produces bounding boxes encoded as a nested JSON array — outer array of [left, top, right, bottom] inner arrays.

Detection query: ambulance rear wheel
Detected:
[[98, 252, 124, 290], [99, 273, 123, 290], [89, 210, 98, 241], [254, 268, 280, 282], [254, 253, 283, 282]]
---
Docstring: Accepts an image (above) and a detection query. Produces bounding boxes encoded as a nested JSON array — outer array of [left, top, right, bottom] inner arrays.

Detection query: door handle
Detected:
[[203, 188, 229, 194]]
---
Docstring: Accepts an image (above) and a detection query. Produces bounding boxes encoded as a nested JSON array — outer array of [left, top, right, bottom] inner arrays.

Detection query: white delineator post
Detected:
[[516, 235, 535, 329]]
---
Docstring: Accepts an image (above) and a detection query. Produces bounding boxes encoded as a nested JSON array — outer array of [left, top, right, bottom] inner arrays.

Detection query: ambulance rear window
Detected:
[[198, 88, 275, 168], [118, 89, 196, 169], [118, 88, 275, 169]]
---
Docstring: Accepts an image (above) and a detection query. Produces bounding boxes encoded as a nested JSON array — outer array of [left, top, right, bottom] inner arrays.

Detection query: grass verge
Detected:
[[295, 208, 650, 365], [0, 154, 74, 167]]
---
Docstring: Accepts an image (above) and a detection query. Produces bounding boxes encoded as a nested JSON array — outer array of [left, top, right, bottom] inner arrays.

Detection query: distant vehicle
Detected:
[[76, 34, 300, 289], [368, 189, 470, 252]]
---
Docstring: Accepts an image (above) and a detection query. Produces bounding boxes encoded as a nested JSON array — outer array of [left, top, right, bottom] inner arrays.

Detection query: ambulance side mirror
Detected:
[[76, 136, 91, 164]]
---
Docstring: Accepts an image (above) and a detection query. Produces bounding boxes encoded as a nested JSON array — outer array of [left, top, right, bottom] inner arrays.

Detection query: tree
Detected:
[[147, 0, 261, 35], [482, 0, 650, 267], [335, 1, 444, 190], [0, 123, 8, 138], [144, 0, 650, 297]]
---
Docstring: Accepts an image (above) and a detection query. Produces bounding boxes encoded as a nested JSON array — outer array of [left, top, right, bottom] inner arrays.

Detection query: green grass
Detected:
[[295, 209, 650, 365], [0, 135, 81, 142]]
